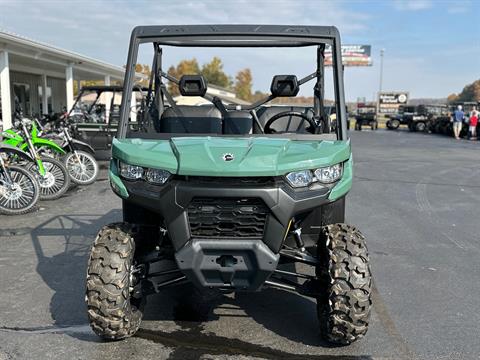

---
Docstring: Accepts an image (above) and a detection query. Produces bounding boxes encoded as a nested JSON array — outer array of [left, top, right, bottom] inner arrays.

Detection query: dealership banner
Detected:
[[378, 92, 409, 114], [325, 45, 372, 67]]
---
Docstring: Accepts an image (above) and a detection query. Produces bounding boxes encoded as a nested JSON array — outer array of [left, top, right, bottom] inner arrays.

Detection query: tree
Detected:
[[167, 59, 201, 96], [234, 68, 253, 101], [447, 93, 458, 103], [447, 79, 480, 104], [455, 79, 480, 103], [201, 57, 231, 88]]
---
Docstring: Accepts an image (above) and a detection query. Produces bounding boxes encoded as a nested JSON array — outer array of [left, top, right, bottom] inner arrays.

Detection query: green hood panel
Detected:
[[112, 137, 351, 177], [112, 138, 178, 173]]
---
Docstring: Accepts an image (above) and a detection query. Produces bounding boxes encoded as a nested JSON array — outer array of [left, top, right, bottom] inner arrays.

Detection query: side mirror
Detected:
[[270, 75, 299, 97], [179, 75, 207, 97]]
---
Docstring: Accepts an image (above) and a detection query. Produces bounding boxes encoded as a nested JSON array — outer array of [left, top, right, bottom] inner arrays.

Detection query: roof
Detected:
[[0, 29, 125, 80], [131, 25, 340, 47], [79, 85, 148, 92]]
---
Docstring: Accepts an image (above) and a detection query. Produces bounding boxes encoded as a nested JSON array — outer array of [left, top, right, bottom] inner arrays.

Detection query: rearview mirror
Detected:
[[270, 75, 299, 97], [179, 75, 207, 96]]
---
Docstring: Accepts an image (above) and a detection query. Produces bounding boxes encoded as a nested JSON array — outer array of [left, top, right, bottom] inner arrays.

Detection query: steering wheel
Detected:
[[263, 111, 317, 134]]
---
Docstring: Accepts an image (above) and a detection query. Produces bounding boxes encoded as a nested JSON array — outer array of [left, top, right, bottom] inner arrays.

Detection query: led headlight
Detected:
[[285, 170, 313, 188], [146, 168, 171, 185], [314, 163, 343, 184], [119, 162, 144, 180]]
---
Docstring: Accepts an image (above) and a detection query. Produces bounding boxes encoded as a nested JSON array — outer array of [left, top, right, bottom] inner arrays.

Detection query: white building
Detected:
[[0, 30, 125, 130], [175, 84, 250, 106]]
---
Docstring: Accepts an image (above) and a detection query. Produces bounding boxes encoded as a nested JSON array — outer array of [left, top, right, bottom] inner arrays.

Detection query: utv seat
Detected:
[[223, 111, 253, 134], [255, 106, 314, 133], [160, 105, 222, 134]]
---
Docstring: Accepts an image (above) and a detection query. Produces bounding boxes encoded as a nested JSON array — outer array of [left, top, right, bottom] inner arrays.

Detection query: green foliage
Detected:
[[448, 79, 480, 104], [234, 68, 253, 101], [201, 57, 232, 89]]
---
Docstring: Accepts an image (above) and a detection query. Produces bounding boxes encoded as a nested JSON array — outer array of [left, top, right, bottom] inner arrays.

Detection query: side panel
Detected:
[[300, 196, 345, 235]]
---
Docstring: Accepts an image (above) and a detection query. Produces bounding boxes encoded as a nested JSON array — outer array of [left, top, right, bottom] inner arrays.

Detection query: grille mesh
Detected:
[[187, 198, 269, 238]]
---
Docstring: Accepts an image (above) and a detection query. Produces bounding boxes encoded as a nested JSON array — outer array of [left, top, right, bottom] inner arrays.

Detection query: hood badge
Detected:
[[222, 153, 234, 162]]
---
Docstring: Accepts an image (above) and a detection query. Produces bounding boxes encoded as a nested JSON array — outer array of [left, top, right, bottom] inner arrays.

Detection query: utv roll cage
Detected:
[[117, 25, 347, 140]]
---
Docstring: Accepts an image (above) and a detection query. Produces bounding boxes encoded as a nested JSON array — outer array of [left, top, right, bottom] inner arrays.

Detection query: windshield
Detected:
[[357, 106, 376, 114], [117, 27, 347, 141], [69, 88, 143, 124]]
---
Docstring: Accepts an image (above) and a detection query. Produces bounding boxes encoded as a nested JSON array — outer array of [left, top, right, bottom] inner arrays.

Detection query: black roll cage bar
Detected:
[[117, 25, 347, 140]]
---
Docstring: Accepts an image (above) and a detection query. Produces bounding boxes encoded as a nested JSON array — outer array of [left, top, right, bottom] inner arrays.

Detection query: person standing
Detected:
[[469, 107, 478, 140], [452, 105, 464, 139]]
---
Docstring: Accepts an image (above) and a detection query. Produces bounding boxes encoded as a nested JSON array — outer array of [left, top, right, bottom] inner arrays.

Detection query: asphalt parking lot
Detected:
[[0, 129, 479, 360]]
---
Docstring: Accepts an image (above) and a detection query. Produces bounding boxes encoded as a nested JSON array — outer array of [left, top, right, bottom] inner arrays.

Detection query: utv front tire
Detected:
[[86, 223, 144, 340], [316, 223, 372, 345]]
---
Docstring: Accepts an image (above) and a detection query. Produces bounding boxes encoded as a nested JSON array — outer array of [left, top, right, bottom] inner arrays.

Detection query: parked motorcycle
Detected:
[[0, 144, 40, 215], [38, 115, 99, 186], [1, 117, 70, 200]]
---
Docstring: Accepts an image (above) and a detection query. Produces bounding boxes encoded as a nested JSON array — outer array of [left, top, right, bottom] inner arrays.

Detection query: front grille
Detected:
[[187, 198, 269, 238]]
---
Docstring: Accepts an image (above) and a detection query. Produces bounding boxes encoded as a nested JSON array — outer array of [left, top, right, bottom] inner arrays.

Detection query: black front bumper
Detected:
[[175, 239, 279, 290], [122, 177, 336, 253], [121, 177, 337, 290]]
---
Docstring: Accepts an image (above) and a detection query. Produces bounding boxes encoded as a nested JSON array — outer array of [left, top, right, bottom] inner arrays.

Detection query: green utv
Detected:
[[86, 25, 372, 345]]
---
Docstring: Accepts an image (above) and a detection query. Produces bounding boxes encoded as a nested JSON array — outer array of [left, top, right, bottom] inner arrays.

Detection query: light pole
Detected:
[[379, 48, 385, 94], [377, 48, 385, 113]]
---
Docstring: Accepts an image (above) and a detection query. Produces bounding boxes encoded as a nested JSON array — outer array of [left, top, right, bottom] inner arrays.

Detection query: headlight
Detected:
[[118, 161, 172, 185], [314, 163, 343, 184], [145, 168, 171, 185], [285, 170, 313, 188], [285, 163, 343, 188], [119, 162, 144, 180]]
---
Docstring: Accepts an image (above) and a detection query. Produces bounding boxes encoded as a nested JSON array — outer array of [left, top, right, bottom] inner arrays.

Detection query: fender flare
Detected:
[[66, 139, 95, 155], [23, 138, 66, 155], [0, 144, 35, 163]]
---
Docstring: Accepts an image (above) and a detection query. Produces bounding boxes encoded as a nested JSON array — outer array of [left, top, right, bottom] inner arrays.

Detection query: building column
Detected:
[[42, 74, 48, 115], [65, 63, 74, 111], [104, 75, 111, 123], [0, 50, 12, 130]]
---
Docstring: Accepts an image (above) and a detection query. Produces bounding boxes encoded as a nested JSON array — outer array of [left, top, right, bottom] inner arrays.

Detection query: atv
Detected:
[[354, 105, 377, 131], [406, 104, 448, 133], [386, 104, 415, 130], [85, 25, 372, 345]]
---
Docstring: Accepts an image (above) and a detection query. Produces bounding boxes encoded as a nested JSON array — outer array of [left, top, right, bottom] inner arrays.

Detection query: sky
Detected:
[[0, 0, 479, 101]]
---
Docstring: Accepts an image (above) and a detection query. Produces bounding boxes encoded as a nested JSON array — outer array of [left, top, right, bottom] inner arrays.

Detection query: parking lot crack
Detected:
[[0, 324, 91, 335]]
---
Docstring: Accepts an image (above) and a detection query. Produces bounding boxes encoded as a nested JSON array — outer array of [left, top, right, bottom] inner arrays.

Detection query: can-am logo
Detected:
[[222, 153, 234, 162]]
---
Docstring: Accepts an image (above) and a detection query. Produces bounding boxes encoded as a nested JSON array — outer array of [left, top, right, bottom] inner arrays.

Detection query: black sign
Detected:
[[378, 92, 409, 114]]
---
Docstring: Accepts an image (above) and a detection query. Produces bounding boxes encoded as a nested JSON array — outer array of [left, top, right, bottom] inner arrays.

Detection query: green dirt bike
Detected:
[[1, 118, 70, 200], [37, 114, 99, 186], [0, 144, 40, 215]]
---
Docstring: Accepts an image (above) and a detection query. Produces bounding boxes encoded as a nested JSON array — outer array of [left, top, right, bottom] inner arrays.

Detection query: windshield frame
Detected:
[[117, 25, 347, 141]]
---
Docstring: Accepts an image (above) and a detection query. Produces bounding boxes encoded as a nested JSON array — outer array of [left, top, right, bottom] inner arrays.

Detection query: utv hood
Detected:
[[112, 137, 350, 177]]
